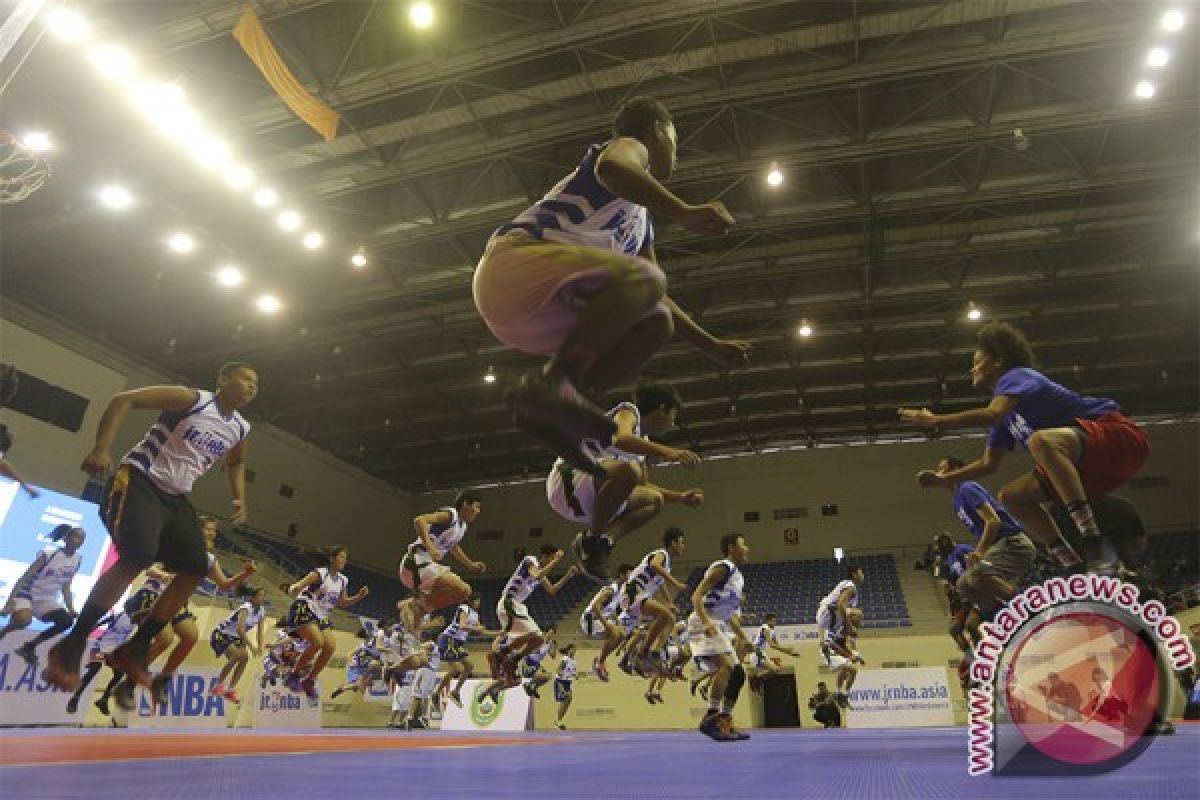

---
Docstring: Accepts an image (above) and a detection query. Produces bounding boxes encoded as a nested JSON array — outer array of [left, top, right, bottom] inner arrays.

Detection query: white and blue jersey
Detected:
[[495, 142, 653, 257], [816, 579, 858, 639], [945, 544, 975, 580], [124, 389, 250, 495], [13, 546, 81, 608], [520, 641, 555, 679], [621, 548, 672, 609], [406, 507, 469, 567], [986, 367, 1118, 451], [698, 559, 744, 622], [953, 481, 1023, 540], [216, 602, 266, 639], [300, 567, 347, 620], [437, 604, 478, 661]]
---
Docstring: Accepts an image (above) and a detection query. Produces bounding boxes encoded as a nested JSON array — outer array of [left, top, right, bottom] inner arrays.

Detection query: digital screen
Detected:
[[0, 476, 118, 630]]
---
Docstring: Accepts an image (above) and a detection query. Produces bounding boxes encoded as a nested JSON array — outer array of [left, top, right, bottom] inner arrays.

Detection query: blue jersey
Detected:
[[986, 368, 1118, 451], [945, 544, 975, 579], [953, 482, 1023, 540]]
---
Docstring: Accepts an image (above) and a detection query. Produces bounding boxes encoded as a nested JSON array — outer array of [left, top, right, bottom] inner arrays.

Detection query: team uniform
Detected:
[[88, 611, 137, 662], [815, 579, 858, 642], [9, 545, 82, 618], [285, 567, 346, 631], [497, 556, 542, 639], [749, 624, 773, 670], [821, 629, 861, 671], [547, 402, 643, 523], [518, 641, 555, 680], [618, 548, 672, 621], [987, 367, 1149, 500], [580, 582, 621, 639], [393, 646, 441, 714], [944, 544, 975, 581], [686, 558, 745, 673], [473, 141, 662, 357], [399, 507, 470, 593], [554, 654, 577, 703], [952, 481, 1036, 582], [210, 601, 266, 658], [104, 389, 249, 576], [437, 604, 479, 662]]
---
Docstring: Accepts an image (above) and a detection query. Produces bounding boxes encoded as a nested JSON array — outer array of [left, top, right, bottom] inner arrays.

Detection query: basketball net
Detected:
[[0, 129, 49, 204]]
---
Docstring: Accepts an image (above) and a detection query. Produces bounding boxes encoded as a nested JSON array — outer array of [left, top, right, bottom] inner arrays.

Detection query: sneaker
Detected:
[[108, 640, 153, 693], [113, 677, 137, 712], [16, 642, 38, 667], [593, 659, 610, 682], [449, 690, 463, 709], [66, 695, 79, 715], [523, 682, 541, 699], [644, 691, 657, 704], [224, 689, 241, 704], [210, 685, 227, 698], [407, 717, 429, 730], [719, 713, 751, 740], [43, 635, 86, 691], [94, 695, 110, 716], [556, 720, 566, 730], [699, 710, 735, 741], [505, 371, 614, 479]]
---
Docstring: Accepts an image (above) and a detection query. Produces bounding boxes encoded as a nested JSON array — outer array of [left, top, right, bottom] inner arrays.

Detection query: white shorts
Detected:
[[823, 644, 860, 671], [392, 681, 412, 712], [10, 595, 63, 618], [685, 613, 736, 659], [90, 614, 136, 660], [546, 464, 596, 523], [497, 598, 540, 638], [399, 555, 451, 593], [411, 667, 439, 700], [579, 610, 609, 639]]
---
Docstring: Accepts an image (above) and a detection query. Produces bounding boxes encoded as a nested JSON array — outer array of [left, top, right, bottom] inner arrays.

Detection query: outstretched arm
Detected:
[[82, 386, 199, 477], [542, 566, 580, 596], [899, 395, 1018, 432]]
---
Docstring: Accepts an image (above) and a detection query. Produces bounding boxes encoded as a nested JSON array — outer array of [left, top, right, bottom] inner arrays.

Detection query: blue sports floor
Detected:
[[1, 726, 1197, 799]]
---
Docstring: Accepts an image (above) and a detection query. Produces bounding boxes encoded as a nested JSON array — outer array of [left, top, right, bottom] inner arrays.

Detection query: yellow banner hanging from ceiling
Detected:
[[233, 6, 339, 142]]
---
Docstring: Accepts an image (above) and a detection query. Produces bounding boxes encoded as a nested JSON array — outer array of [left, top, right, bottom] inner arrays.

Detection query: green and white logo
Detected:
[[469, 685, 505, 727]]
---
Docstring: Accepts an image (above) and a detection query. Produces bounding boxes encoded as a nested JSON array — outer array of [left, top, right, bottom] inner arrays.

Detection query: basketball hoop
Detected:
[[0, 129, 50, 204]]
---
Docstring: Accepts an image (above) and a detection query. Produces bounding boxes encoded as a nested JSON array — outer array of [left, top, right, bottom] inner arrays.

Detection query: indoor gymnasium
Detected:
[[0, 2, 1197, 798]]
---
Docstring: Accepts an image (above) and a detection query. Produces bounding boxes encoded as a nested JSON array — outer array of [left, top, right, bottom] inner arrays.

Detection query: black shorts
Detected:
[[103, 465, 207, 576], [553, 679, 573, 702], [286, 598, 332, 631]]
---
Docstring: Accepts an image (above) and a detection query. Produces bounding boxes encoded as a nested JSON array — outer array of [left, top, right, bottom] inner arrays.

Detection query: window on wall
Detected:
[[773, 507, 807, 520], [476, 529, 503, 541]]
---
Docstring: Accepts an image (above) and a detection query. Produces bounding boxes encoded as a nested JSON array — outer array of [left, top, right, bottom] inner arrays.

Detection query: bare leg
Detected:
[[161, 616, 199, 675], [596, 486, 665, 544], [578, 310, 673, 393]]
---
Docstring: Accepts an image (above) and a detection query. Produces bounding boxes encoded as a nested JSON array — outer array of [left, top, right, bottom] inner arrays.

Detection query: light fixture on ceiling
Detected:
[[87, 44, 134, 80], [1134, 80, 1156, 99], [766, 162, 784, 187], [1146, 47, 1170, 68], [21, 131, 53, 152], [797, 319, 813, 338], [256, 293, 282, 313], [483, 365, 497, 384], [47, 8, 91, 42], [97, 185, 133, 210], [215, 265, 244, 287], [351, 250, 368, 268], [224, 164, 254, 190], [409, 2, 435, 29], [277, 210, 302, 231], [1161, 9, 1185, 32], [966, 302, 983, 321], [166, 232, 195, 254], [302, 231, 323, 250], [253, 187, 278, 207]]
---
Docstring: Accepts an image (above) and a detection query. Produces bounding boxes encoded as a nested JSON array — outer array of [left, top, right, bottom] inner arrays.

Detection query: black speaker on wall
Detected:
[[6, 369, 89, 433]]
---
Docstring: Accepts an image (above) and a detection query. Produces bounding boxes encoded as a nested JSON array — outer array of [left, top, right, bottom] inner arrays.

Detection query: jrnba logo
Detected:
[[138, 674, 226, 717], [469, 686, 505, 727], [260, 691, 302, 712]]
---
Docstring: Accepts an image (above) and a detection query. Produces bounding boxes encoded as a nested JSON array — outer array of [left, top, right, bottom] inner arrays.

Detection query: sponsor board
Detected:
[[252, 683, 322, 728], [773, 624, 820, 644], [0, 632, 89, 725], [440, 679, 533, 731], [129, 667, 229, 729], [846, 667, 955, 728]]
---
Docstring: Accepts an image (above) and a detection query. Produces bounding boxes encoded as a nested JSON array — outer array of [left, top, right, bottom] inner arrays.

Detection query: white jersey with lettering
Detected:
[[495, 142, 653, 257], [819, 579, 859, 613], [503, 555, 541, 604], [754, 624, 772, 652], [557, 654, 578, 683], [623, 548, 671, 603], [300, 567, 348, 620], [698, 559, 744, 622], [406, 507, 468, 566], [442, 604, 479, 643], [123, 389, 250, 495], [216, 602, 266, 638], [15, 546, 82, 606]]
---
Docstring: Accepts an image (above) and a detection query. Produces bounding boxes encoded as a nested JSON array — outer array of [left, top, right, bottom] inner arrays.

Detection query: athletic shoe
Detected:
[[108, 640, 153, 693], [113, 677, 136, 712], [719, 713, 751, 740], [505, 371, 614, 479], [644, 691, 657, 704], [407, 717, 429, 730], [523, 682, 541, 699], [94, 695, 110, 716], [224, 689, 241, 704], [449, 690, 463, 708], [593, 659, 610, 682], [66, 695, 79, 715], [15, 642, 38, 667], [699, 710, 736, 741], [556, 721, 566, 730], [210, 685, 227, 698], [300, 677, 318, 700], [43, 635, 86, 691]]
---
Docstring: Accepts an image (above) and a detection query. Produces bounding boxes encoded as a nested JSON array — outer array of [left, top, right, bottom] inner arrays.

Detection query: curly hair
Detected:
[[976, 322, 1036, 370]]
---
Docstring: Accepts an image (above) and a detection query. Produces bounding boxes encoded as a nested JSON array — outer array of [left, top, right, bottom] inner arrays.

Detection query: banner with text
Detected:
[[0, 631, 89, 725], [249, 683, 322, 728], [846, 667, 954, 728], [129, 667, 230, 729], [773, 624, 821, 644]]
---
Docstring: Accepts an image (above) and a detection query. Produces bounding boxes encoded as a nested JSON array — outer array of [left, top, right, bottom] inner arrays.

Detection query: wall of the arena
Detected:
[[418, 419, 1199, 572], [0, 304, 412, 564]]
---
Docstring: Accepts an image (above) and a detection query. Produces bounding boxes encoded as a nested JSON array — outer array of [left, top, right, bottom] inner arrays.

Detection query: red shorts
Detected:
[[1035, 412, 1150, 500]]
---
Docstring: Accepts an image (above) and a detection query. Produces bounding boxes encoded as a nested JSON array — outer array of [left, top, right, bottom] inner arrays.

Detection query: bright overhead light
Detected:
[[766, 163, 784, 187], [166, 232, 195, 254], [224, 165, 254, 190], [302, 231, 324, 250], [1134, 80, 1156, 99], [1161, 10, 1185, 32], [192, 136, 231, 169], [409, 2, 435, 29], [256, 293, 282, 313], [1146, 47, 1170, 68], [483, 366, 497, 384], [87, 44, 135, 80], [215, 265, 244, 287], [966, 302, 983, 321], [277, 210, 302, 231], [20, 132, 52, 152], [253, 187, 278, 207], [797, 319, 813, 338], [127, 80, 186, 118], [351, 251, 368, 268], [97, 185, 133, 210], [47, 8, 90, 42]]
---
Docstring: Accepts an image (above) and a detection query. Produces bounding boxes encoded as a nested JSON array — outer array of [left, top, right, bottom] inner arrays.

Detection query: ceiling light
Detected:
[[766, 163, 784, 187], [256, 293, 282, 313], [1146, 47, 1170, 68], [224, 165, 254, 190], [1134, 80, 1156, 99], [351, 251, 368, 268], [277, 210, 302, 231], [797, 319, 813, 338], [483, 366, 497, 384], [966, 302, 983, 321], [166, 232, 195, 254], [216, 265, 244, 287], [191, 136, 231, 169], [302, 231, 323, 250], [88, 44, 135, 80], [47, 8, 91, 42], [1161, 10, 1185, 32], [20, 131, 52, 152], [97, 185, 133, 210], [409, 2, 435, 29], [253, 187, 278, 207]]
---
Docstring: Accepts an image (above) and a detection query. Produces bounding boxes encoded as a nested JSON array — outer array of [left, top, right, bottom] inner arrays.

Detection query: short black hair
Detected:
[[976, 322, 1036, 371], [847, 564, 863, 578], [663, 527, 685, 548], [765, 612, 777, 621], [944, 456, 965, 470], [635, 383, 683, 417], [613, 96, 672, 139], [563, 643, 576, 653], [218, 361, 256, 381], [49, 524, 79, 542], [719, 532, 744, 555], [454, 491, 482, 509]]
